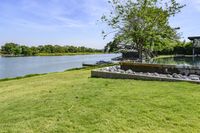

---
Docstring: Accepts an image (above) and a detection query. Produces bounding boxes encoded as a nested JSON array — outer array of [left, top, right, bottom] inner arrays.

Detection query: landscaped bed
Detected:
[[92, 64, 200, 83], [0, 67, 200, 132]]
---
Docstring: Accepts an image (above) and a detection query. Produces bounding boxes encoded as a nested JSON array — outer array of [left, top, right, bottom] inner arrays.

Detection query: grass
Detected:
[[153, 55, 175, 60], [0, 68, 200, 132], [0, 73, 48, 82], [153, 55, 198, 60]]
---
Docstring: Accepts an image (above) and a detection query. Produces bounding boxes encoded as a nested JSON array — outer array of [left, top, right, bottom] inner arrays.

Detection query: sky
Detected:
[[0, 0, 200, 48]]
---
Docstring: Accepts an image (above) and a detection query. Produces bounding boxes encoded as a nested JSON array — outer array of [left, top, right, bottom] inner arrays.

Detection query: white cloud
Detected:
[[0, 0, 109, 30]]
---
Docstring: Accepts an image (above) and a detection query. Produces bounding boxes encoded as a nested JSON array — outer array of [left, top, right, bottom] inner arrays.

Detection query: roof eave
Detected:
[[188, 36, 200, 40]]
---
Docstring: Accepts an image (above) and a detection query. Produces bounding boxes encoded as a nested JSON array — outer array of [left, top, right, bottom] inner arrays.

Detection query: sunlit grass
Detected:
[[0, 68, 200, 132]]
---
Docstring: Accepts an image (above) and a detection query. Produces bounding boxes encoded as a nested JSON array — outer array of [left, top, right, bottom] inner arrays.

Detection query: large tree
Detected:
[[102, 0, 185, 61]]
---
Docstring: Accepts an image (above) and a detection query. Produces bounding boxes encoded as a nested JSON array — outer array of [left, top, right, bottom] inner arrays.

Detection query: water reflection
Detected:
[[151, 57, 200, 66]]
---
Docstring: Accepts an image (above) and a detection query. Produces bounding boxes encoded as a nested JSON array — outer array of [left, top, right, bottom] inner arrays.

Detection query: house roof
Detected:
[[188, 36, 200, 40]]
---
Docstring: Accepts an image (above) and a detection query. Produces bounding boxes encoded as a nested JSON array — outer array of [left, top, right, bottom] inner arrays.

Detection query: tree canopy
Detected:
[[102, 0, 185, 61], [1, 43, 102, 56]]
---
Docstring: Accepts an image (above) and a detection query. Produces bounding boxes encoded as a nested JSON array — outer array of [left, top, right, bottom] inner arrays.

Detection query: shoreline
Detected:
[[0, 52, 105, 57], [0, 64, 117, 82]]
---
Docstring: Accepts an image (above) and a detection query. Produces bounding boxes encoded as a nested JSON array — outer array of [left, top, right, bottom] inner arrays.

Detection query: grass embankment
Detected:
[[0, 67, 200, 132], [153, 55, 198, 60], [153, 55, 175, 60]]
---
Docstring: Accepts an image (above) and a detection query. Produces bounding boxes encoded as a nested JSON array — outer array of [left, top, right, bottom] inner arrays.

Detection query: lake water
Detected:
[[0, 54, 120, 79], [151, 56, 200, 67]]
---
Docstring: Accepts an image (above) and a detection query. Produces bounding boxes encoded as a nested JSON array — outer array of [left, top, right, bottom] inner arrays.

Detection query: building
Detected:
[[188, 36, 200, 56]]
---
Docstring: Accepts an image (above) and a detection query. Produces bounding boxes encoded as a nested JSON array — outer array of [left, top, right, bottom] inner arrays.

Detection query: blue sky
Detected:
[[0, 0, 200, 48]]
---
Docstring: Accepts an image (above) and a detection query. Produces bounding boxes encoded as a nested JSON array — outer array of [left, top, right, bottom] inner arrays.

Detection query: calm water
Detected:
[[0, 54, 120, 79], [151, 57, 200, 66]]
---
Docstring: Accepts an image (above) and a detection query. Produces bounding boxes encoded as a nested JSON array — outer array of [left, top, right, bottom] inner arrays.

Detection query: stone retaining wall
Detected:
[[91, 69, 200, 84], [120, 62, 200, 75]]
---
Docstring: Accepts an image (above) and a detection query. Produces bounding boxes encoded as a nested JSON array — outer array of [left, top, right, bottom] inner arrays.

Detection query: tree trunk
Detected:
[[138, 44, 143, 63]]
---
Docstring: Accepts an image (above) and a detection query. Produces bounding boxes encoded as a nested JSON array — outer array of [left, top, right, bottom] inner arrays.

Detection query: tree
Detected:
[[54, 45, 65, 53], [21, 45, 32, 56], [30, 46, 39, 55], [0, 43, 102, 56], [102, 0, 185, 61], [1, 43, 21, 55], [104, 39, 119, 52]]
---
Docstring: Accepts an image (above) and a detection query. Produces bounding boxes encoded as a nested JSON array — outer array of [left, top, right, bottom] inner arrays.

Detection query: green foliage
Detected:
[[104, 39, 119, 52], [102, 0, 185, 60], [21, 45, 33, 56], [1, 43, 22, 55], [0, 69, 200, 132], [1, 43, 102, 56], [155, 41, 200, 55]]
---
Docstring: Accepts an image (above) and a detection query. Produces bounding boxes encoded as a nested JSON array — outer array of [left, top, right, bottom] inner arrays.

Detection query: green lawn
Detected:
[[0, 68, 200, 132]]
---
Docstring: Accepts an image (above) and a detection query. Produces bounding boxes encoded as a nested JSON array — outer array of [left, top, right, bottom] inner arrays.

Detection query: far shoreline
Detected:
[[0, 52, 116, 57]]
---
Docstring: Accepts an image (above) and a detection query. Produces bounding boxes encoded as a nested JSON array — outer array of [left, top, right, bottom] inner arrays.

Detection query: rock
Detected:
[[189, 74, 200, 80], [110, 69, 115, 73], [108, 68, 112, 72], [138, 72, 144, 75], [119, 70, 125, 74], [181, 75, 189, 80], [146, 72, 151, 76], [111, 66, 118, 71], [153, 73, 159, 77], [172, 73, 181, 78], [167, 74, 173, 78], [189, 74, 199, 77], [126, 69, 133, 74], [104, 67, 110, 71], [178, 74, 183, 78], [159, 74, 167, 78], [115, 66, 121, 69], [115, 69, 120, 72], [189, 77, 199, 80]]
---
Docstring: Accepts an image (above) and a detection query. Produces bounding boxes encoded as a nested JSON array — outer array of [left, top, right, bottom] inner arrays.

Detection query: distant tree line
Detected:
[[104, 40, 200, 55], [0, 43, 102, 56]]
